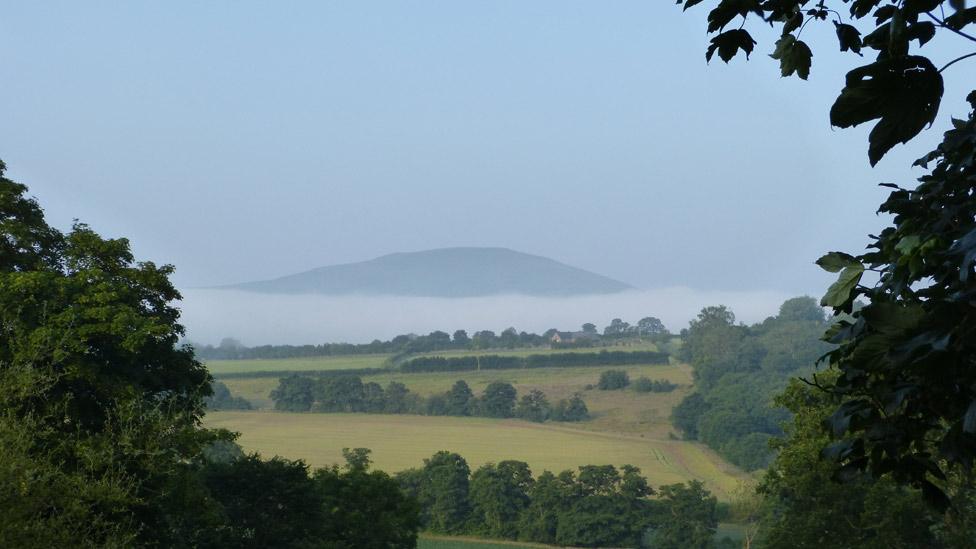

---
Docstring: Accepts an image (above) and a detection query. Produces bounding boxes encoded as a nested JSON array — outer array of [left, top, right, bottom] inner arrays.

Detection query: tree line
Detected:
[[395, 451, 721, 548], [270, 375, 590, 422], [670, 297, 830, 471], [0, 171, 420, 547], [399, 349, 670, 373], [205, 381, 254, 410], [192, 317, 672, 361]]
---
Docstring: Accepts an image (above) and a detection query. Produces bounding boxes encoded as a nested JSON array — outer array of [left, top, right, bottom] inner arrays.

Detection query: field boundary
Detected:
[[419, 533, 590, 548]]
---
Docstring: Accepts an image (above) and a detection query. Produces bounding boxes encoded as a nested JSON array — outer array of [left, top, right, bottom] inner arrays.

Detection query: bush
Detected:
[[597, 370, 630, 390], [551, 394, 589, 422], [631, 377, 677, 393], [205, 381, 254, 410], [515, 390, 551, 423]]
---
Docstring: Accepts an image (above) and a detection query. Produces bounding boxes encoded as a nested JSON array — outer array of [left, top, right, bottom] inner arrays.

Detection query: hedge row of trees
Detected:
[[399, 350, 670, 373], [269, 375, 590, 422], [194, 318, 672, 361], [596, 370, 678, 393], [204, 381, 254, 410], [195, 445, 419, 548], [395, 451, 720, 548]]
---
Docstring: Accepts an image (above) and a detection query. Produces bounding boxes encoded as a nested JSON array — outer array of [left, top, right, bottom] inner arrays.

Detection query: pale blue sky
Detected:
[[2, 2, 973, 294]]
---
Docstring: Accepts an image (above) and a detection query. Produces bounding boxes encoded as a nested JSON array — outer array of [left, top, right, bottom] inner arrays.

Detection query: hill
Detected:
[[222, 247, 633, 297]]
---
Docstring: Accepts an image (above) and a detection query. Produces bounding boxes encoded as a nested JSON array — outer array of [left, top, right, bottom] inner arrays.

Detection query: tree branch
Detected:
[[926, 12, 976, 44], [940, 51, 976, 73]]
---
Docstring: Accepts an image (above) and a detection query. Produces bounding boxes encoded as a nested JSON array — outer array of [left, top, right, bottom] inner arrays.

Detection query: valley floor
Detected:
[[204, 410, 749, 498]]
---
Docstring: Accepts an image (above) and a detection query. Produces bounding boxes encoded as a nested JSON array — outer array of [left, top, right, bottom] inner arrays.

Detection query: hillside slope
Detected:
[[224, 247, 633, 297]]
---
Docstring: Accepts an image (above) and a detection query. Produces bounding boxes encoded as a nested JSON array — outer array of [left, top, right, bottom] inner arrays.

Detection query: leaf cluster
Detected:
[[814, 94, 976, 509], [679, 0, 976, 164]]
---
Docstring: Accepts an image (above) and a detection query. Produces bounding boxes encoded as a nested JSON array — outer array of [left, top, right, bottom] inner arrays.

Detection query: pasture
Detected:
[[204, 353, 391, 375], [420, 341, 662, 359], [419, 535, 558, 548], [204, 411, 749, 499], [205, 342, 666, 377], [219, 362, 692, 436]]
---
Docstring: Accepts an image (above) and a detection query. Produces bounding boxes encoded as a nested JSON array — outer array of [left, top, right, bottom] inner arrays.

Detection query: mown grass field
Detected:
[[204, 411, 749, 498], [418, 535, 560, 548], [204, 353, 391, 375]]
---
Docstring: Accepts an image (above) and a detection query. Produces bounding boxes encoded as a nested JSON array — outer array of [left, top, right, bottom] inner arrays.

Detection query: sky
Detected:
[[2, 2, 974, 342]]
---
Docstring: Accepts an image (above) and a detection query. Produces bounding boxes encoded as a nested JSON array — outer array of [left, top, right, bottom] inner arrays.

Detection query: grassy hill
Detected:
[[218, 362, 687, 435], [204, 411, 748, 498], [205, 344, 751, 501], [205, 353, 391, 376], [222, 247, 633, 297]]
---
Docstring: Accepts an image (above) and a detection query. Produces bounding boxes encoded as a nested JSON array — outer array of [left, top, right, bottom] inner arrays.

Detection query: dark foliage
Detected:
[[480, 381, 518, 418], [671, 298, 830, 470], [269, 375, 589, 423], [632, 376, 678, 393], [815, 97, 976, 509], [400, 350, 669, 373], [515, 389, 551, 423], [551, 393, 591, 422], [205, 381, 253, 411], [677, 0, 975, 165], [597, 369, 631, 390], [401, 452, 716, 549], [201, 455, 328, 548]]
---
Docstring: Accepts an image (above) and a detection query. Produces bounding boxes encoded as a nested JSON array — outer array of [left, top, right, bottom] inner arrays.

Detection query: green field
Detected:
[[205, 354, 391, 375], [418, 526, 745, 549], [418, 535, 559, 548], [205, 411, 749, 499], [220, 362, 692, 436], [420, 342, 661, 359], [205, 343, 665, 376]]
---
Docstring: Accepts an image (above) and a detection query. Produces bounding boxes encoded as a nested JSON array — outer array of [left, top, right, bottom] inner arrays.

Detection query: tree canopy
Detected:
[[678, 0, 975, 165], [678, 0, 976, 510]]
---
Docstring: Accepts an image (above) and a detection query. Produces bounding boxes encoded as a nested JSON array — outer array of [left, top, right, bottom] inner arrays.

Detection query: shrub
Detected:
[[597, 370, 630, 390], [632, 377, 677, 393]]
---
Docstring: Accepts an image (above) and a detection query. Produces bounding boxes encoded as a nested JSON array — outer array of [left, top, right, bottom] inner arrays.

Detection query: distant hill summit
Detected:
[[224, 247, 633, 297]]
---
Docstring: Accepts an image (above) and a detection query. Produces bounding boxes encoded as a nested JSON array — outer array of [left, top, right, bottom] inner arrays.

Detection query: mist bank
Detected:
[[178, 287, 798, 346]]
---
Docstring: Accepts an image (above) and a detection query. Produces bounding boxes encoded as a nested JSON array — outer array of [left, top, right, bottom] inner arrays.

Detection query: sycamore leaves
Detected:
[[830, 57, 944, 165], [813, 101, 976, 510], [706, 29, 757, 62], [678, 0, 969, 164], [705, 0, 762, 32], [771, 35, 813, 79], [817, 252, 864, 308], [835, 22, 863, 55]]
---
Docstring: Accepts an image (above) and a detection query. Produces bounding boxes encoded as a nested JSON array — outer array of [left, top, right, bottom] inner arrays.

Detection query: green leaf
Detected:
[[770, 35, 812, 79], [706, 29, 757, 63], [920, 480, 950, 512], [829, 57, 943, 165], [906, 21, 936, 46], [816, 251, 859, 273], [903, 0, 942, 18], [946, 7, 976, 30], [783, 12, 803, 35], [707, 0, 762, 32], [894, 235, 921, 255], [873, 5, 897, 25], [834, 22, 863, 54], [821, 264, 865, 307], [850, 0, 877, 18]]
